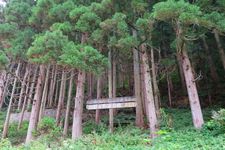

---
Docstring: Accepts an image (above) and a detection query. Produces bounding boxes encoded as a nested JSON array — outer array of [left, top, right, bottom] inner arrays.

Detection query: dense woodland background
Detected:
[[0, 0, 225, 149]]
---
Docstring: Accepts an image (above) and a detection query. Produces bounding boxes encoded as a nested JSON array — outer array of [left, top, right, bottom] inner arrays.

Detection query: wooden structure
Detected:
[[86, 96, 136, 110], [86, 96, 136, 132]]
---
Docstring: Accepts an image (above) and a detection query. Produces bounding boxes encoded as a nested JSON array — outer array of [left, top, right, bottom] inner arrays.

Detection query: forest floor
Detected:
[[0, 108, 225, 150]]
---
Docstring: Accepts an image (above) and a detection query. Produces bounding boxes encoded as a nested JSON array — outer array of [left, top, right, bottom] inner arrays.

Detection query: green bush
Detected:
[[203, 109, 225, 135], [35, 117, 62, 141], [0, 138, 13, 150]]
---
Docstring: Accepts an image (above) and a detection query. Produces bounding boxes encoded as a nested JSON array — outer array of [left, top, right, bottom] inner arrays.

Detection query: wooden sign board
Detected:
[[86, 96, 136, 110]]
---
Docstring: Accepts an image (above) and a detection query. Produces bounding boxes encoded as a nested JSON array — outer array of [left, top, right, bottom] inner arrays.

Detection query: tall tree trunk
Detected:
[[87, 73, 93, 100], [151, 48, 160, 118], [133, 29, 144, 128], [72, 32, 88, 139], [18, 64, 30, 110], [213, 29, 225, 71], [2, 63, 21, 138], [0, 70, 6, 110], [54, 78, 60, 107], [39, 65, 50, 122], [63, 70, 74, 136], [47, 65, 57, 107], [0, 64, 14, 110], [202, 37, 219, 83], [140, 62, 147, 118], [95, 75, 102, 124], [167, 72, 172, 107], [18, 70, 31, 130], [140, 44, 158, 138], [108, 50, 114, 133], [179, 45, 204, 128], [56, 70, 66, 125], [25, 65, 45, 144], [176, 53, 186, 92], [72, 70, 86, 139], [26, 66, 38, 110]]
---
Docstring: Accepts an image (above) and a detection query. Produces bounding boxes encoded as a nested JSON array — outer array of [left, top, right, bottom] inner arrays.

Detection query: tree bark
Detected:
[[18, 70, 31, 130], [63, 70, 74, 136], [0, 64, 14, 110], [140, 61, 147, 118], [133, 29, 144, 128], [25, 65, 45, 144], [39, 65, 50, 122], [72, 70, 86, 139], [0, 70, 6, 110], [47, 65, 57, 107], [17, 64, 30, 110], [176, 53, 186, 92], [202, 37, 219, 83], [87, 73, 93, 100], [213, 29, 225, 71], [2, 63, 21, 138], [56, 69, 66, 125], [26, 66, 38, 110], [108, 50, 114, 133], [95, 75, 102, 124], [179, 45, 204, 128], [140, 44, 158, 138], [72, 32, 88, 139], [167, 72, 172, 107], [151, 48, 160, 118]]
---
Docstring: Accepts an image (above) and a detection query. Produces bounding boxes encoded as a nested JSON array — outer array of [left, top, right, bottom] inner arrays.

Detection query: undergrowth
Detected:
[[0, 108, 224, 150]]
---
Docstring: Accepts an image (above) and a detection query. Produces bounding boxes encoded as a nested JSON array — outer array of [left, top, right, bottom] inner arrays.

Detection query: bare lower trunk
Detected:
[[18, 71, 31, 130], [0, 65, 14, 110], [56, 70, 66, 125], [167, 73, 172, 107], [87, 73, 93, 100], [151, 48, 160, 118], [72, 32, 88, 139], [63, 70, 74, 136], [213, 29, 225, 71], [26, 66, 38, 110], [2, 63, 21, 138], [140, 44, 158, 138], [25, 65, 45, 144], [95, 75, 102, 124], [48, 65, 57, 107], [54, 79, 60, 107], [140, 62, 147, 118], [202, 37, 219, 83], [0, 70, 6, 110], [18, 64, 30, 110], [39, 65, 50, 122], [133, 29, 144, 128], [72, 71, 86, 139], [108, 50, 114, 133], [176, 53, 186, 92], [180, 45, 204, 128]]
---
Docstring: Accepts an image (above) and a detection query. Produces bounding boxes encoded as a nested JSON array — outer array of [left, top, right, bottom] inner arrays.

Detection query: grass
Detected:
[[0, 108, 225, 150]]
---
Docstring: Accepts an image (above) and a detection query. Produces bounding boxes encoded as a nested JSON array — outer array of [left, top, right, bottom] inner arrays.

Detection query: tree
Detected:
[[152, 0, 204, 128]]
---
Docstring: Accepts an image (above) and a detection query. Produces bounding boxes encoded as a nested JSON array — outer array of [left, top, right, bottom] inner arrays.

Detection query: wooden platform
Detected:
[[86, 96, 136, 110]]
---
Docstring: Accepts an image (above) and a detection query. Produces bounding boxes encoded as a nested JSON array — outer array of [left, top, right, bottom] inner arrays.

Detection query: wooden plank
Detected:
[[86, 101, 136, 110], [87, 96, 135, 105]]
